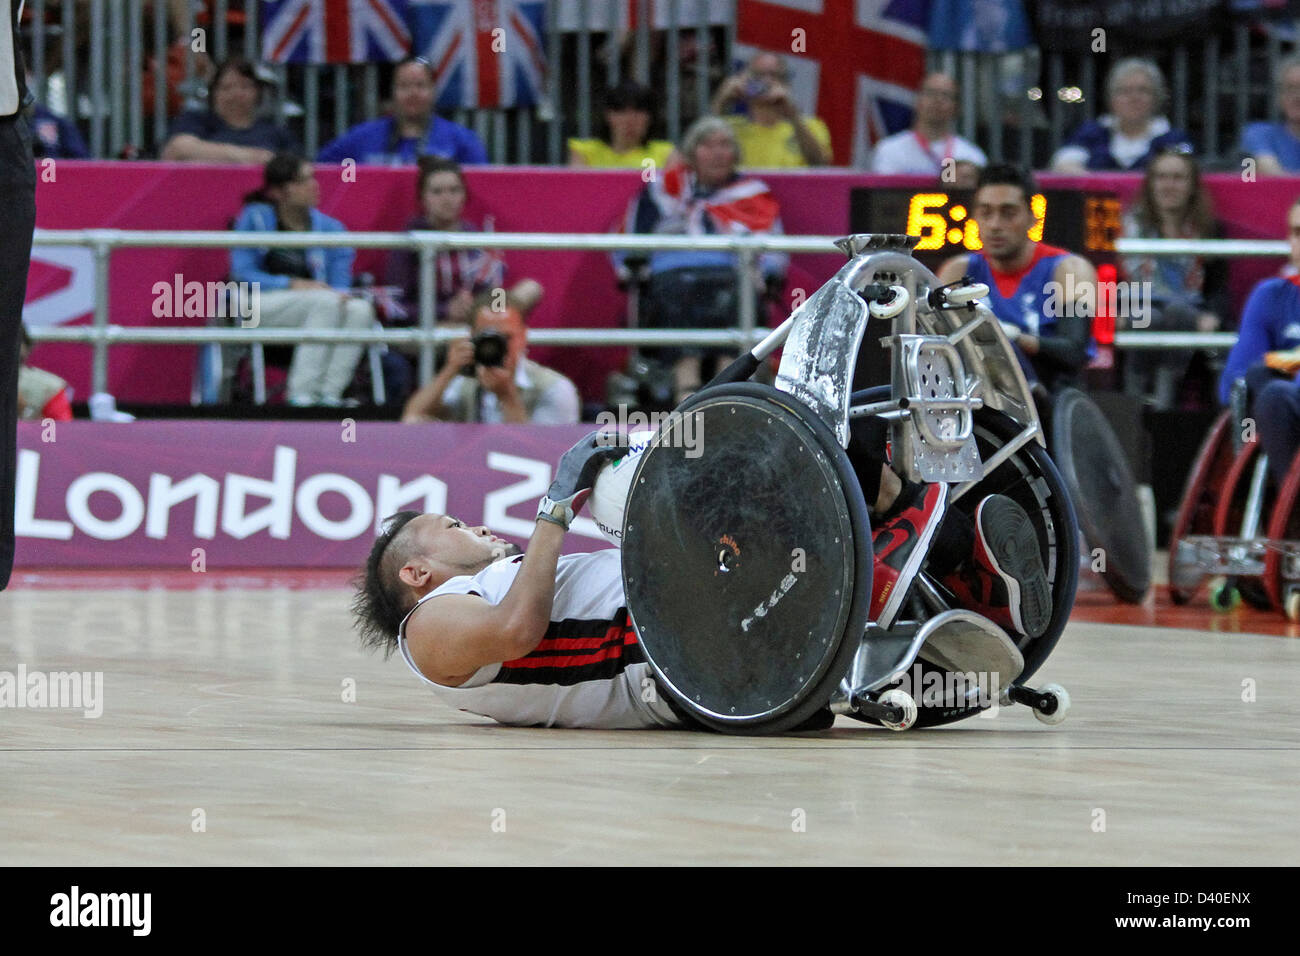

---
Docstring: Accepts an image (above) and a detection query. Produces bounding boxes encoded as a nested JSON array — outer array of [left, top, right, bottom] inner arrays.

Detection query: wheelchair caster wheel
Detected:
[[1286, 591, 1300, 623], [1210, 579, 1241, 613], [867, 285, 910, 320], [1032, 684, 1070, 725], [875, 689, 917, 731]]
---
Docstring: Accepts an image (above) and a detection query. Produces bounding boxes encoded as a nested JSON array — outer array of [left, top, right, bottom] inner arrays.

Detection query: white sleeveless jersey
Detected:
[[397, 549, 682, 729]]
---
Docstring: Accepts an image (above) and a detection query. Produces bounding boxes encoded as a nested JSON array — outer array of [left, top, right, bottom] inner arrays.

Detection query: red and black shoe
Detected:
[[871, 483, 948, 628], [942, 495, 1052, 638]]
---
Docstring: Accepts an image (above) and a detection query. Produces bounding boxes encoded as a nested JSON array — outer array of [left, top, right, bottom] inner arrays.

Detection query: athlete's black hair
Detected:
[[974, 162, 1039, 210], [351, 510, 424, 657]]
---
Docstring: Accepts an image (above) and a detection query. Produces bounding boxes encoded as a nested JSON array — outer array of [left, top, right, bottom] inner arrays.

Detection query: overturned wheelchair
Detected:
[[615, 234, 1078, 734]]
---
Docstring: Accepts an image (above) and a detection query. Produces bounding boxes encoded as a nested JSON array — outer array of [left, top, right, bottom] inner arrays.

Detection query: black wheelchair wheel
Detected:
[[897, 408, 1079, 728], [621, 382, 873, 735], [1049, 388, 1150, 604]]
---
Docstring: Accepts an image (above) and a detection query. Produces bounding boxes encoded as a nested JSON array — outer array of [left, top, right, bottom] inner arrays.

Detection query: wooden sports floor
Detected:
[[2, 565, 1297, 866]]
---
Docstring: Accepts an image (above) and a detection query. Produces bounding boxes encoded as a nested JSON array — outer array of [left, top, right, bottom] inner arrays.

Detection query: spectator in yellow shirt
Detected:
[[710, 52, 832, 168], [569, 82, 676, 170]]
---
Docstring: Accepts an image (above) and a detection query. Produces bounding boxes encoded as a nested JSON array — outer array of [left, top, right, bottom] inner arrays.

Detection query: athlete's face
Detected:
[[394, 514, 519, 596], [416, 514, 516, 569], [972, 184, 1034, 262]]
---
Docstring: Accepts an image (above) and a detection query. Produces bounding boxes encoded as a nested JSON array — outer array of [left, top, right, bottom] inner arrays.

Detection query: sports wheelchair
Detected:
[[619, 234, 1078, 734]]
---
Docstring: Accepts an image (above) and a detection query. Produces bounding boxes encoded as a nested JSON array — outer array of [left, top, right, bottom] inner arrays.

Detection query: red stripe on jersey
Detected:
[[987, 243, 1069, 300], [502, 618, 637, 670]]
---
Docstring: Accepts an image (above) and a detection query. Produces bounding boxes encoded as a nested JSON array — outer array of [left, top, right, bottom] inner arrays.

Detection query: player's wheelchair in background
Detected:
[[617, 234, 1078, 734], [1169, 375, 1300, 619]]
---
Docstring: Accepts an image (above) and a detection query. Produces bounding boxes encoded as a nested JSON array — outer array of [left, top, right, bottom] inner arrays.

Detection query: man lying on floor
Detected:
[[352, 431, 1049, 729]]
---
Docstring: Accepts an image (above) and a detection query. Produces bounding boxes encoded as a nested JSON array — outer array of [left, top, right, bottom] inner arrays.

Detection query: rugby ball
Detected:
[[588, 429, 655, 545]]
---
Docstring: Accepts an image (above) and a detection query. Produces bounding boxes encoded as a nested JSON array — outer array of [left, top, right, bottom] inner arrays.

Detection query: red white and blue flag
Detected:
[[736, 0, 927, 167], [261, 0, 412, 65], [409, 0, 547, 109]]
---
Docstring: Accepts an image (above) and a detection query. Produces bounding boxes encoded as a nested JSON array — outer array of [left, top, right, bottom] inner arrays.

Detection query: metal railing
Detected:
[[28, 227, 820, 395], [26, 230, 1289, 400]]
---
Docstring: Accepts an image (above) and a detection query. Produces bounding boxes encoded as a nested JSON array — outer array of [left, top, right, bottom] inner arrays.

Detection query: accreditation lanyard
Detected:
[[912, 131, 954, 171]]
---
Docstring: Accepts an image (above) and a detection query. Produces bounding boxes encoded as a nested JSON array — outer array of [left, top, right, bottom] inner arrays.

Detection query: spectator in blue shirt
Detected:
[[29, 102, 88, 159], [1050, 59, 1193, 173], [317, 57, 487, 166], [1219, 197, 1300, 407], [1241, 55, 1300, 176], [162, 57, 299, 164], [231, 153, 376, 406]]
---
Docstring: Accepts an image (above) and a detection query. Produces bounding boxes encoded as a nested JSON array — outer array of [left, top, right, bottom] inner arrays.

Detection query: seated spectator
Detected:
[[869, 73, 987, 176], [618, 116, 787, 401], [1050, 59, 1193, 173], [230, 153, 376, 407], [16, 327, 73, 422], [25, 71, 89, 159], [1241, 55, 1300, 176], [317, 57, 487, 166], [401, 297, 579, 424], [568, 82, 675, 169], [1219, 196, 1300, 407], [161, 56, 298, 163], [384, 157, 542, 327], [710, 52, 831, 167], [1120, 148, 1227, 409], [380, 157, 542, 404]]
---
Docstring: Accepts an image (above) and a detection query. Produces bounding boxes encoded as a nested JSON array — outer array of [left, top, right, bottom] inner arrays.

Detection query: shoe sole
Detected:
[[978, 496, 1052, 639], [877, 486, 948, 629]]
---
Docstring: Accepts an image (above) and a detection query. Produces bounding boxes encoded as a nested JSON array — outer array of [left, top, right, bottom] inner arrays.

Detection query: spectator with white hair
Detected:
[[710, 51, 831, 167], [1241, 54, 1300, 176], [1050, 58, 1193, 173], [617, 116, 787, 401]]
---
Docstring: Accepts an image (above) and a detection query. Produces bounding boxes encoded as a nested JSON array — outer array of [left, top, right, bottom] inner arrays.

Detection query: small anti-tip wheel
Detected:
[[1286, 591, 1300, 623], [1210, 579, 1242, 613], [1033, 683, 1070, 726], [867, 286, 910, 320], [876, 689, 917, 731]]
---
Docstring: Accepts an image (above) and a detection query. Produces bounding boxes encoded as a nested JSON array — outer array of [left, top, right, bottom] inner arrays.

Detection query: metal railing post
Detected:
[[91, 237, 112, 396], [418, 240, 437, 385], [736, 244, 756, 344]]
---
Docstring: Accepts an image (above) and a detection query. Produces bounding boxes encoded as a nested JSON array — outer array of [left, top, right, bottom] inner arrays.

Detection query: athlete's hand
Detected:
[[537, 430, 621, 530]]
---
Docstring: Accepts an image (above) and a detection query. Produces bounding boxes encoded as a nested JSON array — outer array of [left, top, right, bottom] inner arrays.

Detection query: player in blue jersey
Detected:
[[935, 164, 1098, 394], [1218, 198, 1300, 407]]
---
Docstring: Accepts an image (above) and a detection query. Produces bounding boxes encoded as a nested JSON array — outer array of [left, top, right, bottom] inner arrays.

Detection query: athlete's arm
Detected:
[[404, 431, 619, 685], [404, 519, 567, 686], [934, 255, 970, 287], [1020, 255, 1096, 373]]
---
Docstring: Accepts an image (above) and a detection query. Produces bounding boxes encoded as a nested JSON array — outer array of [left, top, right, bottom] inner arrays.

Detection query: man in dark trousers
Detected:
[[1, 0, 37, 590]]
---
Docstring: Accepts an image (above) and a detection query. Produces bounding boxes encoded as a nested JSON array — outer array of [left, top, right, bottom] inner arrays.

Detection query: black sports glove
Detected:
[[537, 431, 622, 530]]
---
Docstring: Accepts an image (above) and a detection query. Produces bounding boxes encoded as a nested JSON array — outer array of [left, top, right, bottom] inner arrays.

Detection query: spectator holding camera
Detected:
[[709, 52, 830, 167], [231, 152, 376, 407], [401, 296, 579, 424]]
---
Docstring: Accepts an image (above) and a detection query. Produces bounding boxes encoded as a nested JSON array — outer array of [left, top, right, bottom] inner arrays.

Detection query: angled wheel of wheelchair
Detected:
[[1167, 411, 1234, 605], [1049, 388, 1150, 604], [847, 389, 1079, 728], [620, 382, 873, 735], [898, 408, 1080, 728]]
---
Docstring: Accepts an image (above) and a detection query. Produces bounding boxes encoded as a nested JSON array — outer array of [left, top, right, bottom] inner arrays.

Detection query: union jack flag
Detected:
[[409, 0, 547, 109], [261, 0, 412, 65], [736, 0, 927, 167]]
